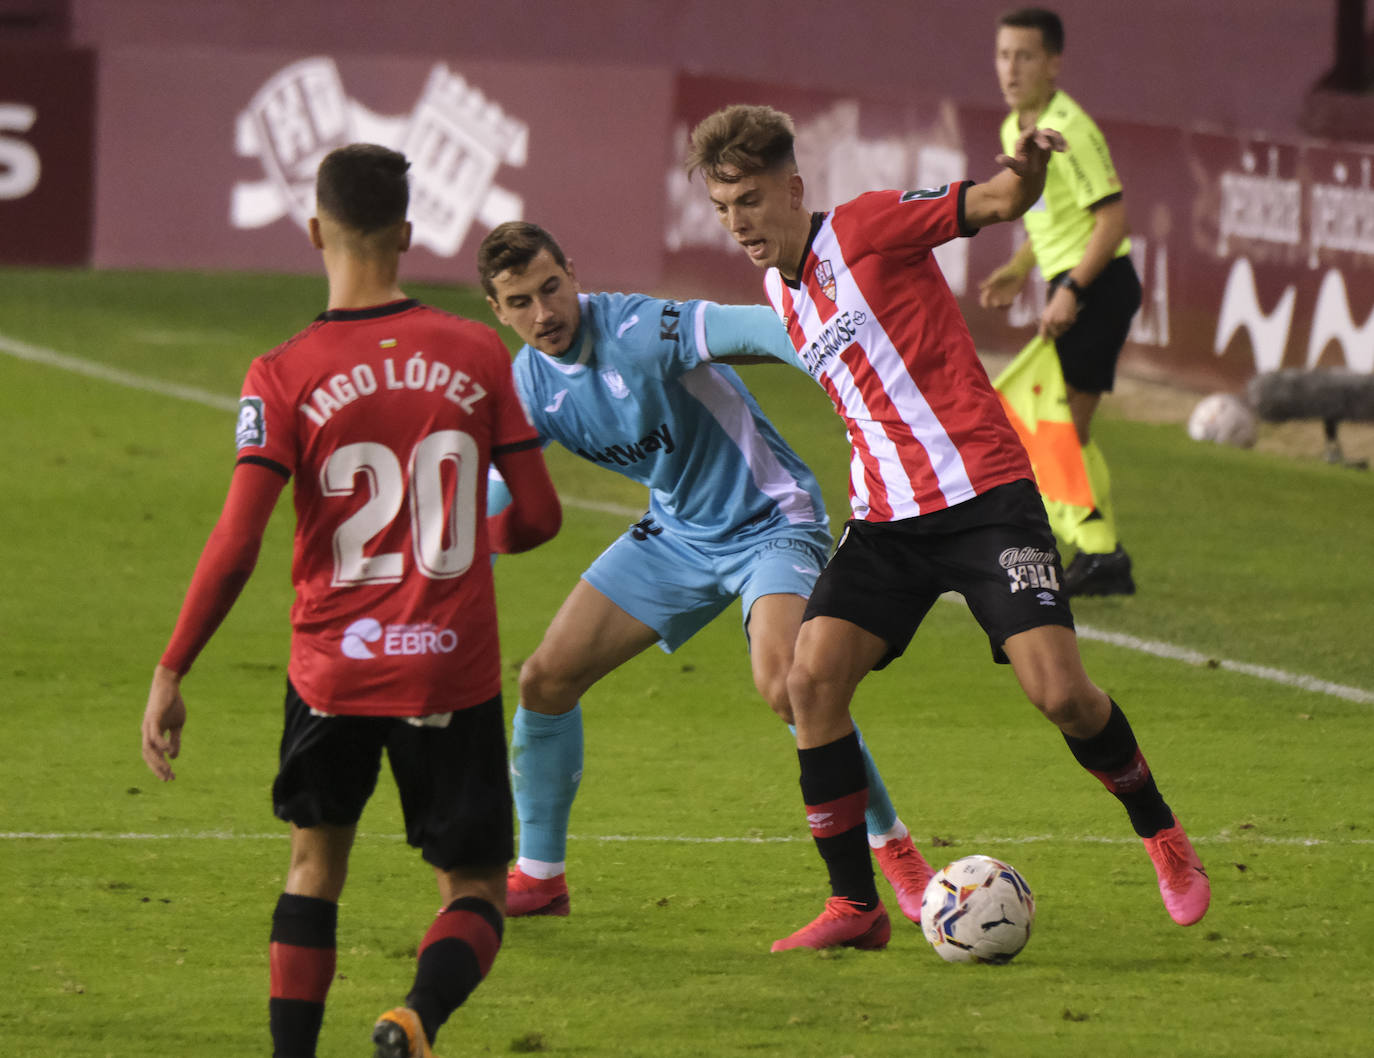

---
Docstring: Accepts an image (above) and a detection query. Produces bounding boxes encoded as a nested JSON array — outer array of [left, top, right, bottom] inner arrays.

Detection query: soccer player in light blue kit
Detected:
[[476, 221, 934, 938]]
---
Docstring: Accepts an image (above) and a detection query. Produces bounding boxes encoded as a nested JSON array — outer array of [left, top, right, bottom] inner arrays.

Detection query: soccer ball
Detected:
[[1187, 392, 1257, 448], [919, 855, 1035, 964]]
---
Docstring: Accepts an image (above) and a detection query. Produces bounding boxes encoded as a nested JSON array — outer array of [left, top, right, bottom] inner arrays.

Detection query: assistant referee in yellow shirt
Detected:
[[980, 7, 1142, 597]]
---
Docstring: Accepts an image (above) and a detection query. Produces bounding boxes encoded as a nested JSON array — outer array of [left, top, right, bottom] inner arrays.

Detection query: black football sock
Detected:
[[269, 893, 337, 1058], [406, 896, 504, 1045], [798, 731, 879, 910], [1063, 699, 1174, 837]]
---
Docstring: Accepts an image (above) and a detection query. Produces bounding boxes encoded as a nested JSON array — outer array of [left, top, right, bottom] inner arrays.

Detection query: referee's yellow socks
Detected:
[[1071, 441, 1119, 555]]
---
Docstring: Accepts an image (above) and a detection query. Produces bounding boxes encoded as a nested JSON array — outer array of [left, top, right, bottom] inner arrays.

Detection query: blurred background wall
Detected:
[[2, 0, 1369, 390]]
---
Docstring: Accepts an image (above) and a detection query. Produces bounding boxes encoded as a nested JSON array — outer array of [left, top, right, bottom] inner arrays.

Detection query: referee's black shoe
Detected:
[[1064, 545, 1135, 597]]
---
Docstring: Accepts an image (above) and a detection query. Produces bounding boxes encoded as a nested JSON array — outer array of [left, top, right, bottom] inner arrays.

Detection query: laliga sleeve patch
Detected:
[[236, 396, 266, 450], [899, 184, 952, 202]]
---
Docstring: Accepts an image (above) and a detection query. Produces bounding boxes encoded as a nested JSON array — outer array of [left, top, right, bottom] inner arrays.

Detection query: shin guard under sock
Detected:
[[798, 731, 878, 908], [269, 892, 337, 1058], [511, 704, 583, 864], [790, 722, 898, 838], [406, 896, 504, 1045], [1064, 700, 1174, 837]]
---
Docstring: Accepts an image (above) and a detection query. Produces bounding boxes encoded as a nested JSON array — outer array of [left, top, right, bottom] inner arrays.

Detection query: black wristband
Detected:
[[1058, 275, 1086, 304]]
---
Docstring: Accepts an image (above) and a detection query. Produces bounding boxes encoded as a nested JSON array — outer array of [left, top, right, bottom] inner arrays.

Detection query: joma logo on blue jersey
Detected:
[[577, 423, 675, 466]]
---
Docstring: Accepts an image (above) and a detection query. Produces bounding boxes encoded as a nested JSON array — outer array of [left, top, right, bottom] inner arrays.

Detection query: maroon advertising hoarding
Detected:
[[0, 46, 95, 266], [40, 46, 1374, 394], [91, 48, 674, 291]]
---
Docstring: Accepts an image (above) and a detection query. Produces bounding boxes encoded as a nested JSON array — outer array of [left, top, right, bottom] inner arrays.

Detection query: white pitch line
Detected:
[[1073, 626, 1374, 705], [0, 329, 645, 521], [0, 330, 240, 412], [1, 830, 1369, 847], [4, 329, 1370, 704]]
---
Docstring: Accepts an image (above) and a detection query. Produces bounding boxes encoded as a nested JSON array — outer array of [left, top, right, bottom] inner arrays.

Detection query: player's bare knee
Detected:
[[518, 654, 581, 714], [783, 664, 817, 710], [1030, 686, 1100, 733], [754, 672, 794, 722], [784, 663, 846, 721], [516, 656, 560, 711]]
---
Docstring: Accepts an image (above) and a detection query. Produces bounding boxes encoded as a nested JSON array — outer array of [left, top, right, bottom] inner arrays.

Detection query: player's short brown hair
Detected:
[[998, 7, 1064, 54], [684, 104, 797, 183], [476, 221, 571, 298], [315, 143, 410, 234]]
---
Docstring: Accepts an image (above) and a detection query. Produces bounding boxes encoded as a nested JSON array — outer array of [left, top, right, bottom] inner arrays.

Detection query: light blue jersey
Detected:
[[513, 292, 825, 545], [505, 294, 906, 872]]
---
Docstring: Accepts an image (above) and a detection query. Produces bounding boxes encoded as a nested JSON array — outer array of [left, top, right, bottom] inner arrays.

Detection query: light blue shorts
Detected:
[[582, 516, 832, 652]]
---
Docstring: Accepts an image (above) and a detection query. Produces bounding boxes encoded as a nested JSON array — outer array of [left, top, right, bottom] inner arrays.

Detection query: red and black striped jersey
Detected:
[[234, 298, 537, 716]]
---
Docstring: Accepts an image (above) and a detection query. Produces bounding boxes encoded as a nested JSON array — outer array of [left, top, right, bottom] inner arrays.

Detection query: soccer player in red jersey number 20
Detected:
[[685, 104, 1209, 953], [139, 144, 561, 1058]]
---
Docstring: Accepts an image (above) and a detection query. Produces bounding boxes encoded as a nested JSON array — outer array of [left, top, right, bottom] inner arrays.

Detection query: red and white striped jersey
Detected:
[[764, 184, 1033, 522]]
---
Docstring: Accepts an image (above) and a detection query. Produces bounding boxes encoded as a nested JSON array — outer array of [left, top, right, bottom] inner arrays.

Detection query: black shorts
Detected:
[[1052, 255, 1141, 394], [272, 681, 513, 871], [802, 479, 1075, 669]]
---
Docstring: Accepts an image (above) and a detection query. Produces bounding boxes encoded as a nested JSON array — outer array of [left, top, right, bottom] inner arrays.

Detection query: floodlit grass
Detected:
[[1, 268, 1371, 1057]]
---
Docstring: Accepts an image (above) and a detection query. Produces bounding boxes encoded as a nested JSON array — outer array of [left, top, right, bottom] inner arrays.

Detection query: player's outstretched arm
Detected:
[[489, 446, 561, 554], [965, 127, 1066, 229], [700, 303, 806, 370], [140, 461, 285, 781]]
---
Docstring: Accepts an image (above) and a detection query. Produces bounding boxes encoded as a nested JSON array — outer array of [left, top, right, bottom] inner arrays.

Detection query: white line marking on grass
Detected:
[[1074, 625, 1374, 705], [0, 330, 645, 521], [582, 833, 1374, 847], [932, 593, 1373, 707], [557, 496, 645, 518], [5, 330, 1370, 704], [0, 330, 239, 411], [3, 831, 1371, 847]]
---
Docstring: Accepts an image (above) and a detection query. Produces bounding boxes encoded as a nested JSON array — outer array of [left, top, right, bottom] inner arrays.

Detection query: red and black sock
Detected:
[[406, 896, 504, 1045], [798, 731, 878, 910], [268, 893, 337, 1058], [1063, 699, 1174, 837]]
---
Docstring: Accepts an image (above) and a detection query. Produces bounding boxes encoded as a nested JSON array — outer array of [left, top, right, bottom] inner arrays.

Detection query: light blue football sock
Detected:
[[855, 725, 899, 838], [511, 704, 584, 864], [789, 722, 898, 838]]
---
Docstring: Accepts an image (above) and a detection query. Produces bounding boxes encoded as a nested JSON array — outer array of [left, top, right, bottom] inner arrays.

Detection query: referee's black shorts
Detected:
[[802, 479, 1075, 670], [1053, 254, 1141, 395], [272, 681, 513, 872]]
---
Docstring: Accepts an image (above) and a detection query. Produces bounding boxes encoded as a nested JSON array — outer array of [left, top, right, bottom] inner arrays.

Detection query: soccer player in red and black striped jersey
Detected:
[[140, 144, 561, 1058], [686, 105, 1209, 952]]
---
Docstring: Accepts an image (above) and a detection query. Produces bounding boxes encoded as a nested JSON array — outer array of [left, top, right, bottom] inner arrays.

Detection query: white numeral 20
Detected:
[[321, 430, 479, 586]]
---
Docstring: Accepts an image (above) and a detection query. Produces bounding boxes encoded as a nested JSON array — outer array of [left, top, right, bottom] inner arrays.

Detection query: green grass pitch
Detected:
[[1, 268, 1371, 1057]]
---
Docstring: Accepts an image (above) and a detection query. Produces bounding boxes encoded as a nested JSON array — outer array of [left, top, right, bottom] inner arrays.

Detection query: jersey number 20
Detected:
[[321, 430, 479, 586]]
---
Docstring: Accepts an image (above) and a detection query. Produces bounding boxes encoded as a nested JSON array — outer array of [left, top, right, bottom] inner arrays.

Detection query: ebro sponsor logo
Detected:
[[340, 617, 458, 659]]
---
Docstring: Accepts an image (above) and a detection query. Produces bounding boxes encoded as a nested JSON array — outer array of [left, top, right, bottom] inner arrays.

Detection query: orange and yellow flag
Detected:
[[993, 335, 1115, 552]]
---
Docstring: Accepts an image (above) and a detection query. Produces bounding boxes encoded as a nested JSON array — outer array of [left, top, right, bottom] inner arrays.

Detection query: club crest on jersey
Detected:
[[601, 368, 630, 399], [816, 259, 837, 302], [236, 397, 266, 449]]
